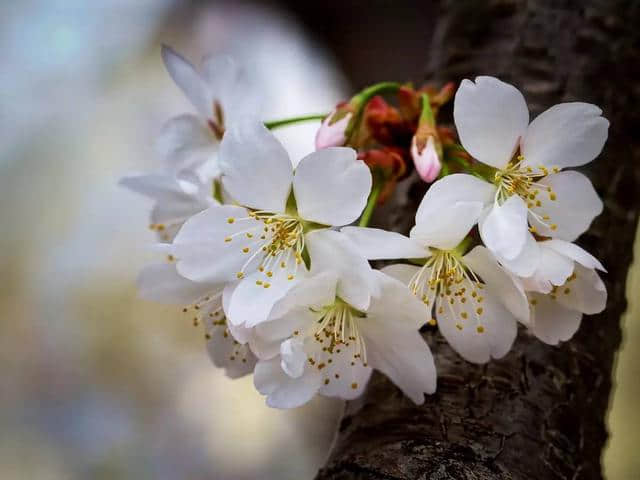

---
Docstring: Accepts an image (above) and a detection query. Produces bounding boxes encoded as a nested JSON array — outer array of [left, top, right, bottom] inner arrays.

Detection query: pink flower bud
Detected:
[[411, 135, 441, 183], [315, 111, 352, 150]]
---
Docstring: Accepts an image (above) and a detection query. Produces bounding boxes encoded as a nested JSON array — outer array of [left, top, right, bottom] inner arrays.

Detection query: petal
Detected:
[[379, 264, 421, 287], [521, 103, 609, 169], [479, 195, 529, 260], [412, 201, 486, 250], [280, 338, 307, 378], [555, 265, 607, 314], [200, 55, 260, 126], [137, 263, 219, 305], [362, 322, 437, 403], [315, 112, 351, 150], [363, 271, 437, 402], [528, 293, 582, 345], [293, 147, 371, 226], [494, 231, 541, 278], [368, 270, 427, 329], [454, 76, 529, 168], [340, 227, 427, 260], [205, 319, 257, 379], [253, 358, 322, 409], [161, 45, 209, 117], [155, 114, 218, 175], [172, 205, 263, 283], [414, 174, 496, 247], [437, 287, 517, 364], [305, 230, 378, 310], [269, 271, 338, 320], [528, 171, 603, 241], [543, 239, 605, 271], [463, 246, 529, 322], [227, 270, 301, 328], [521, 241, 573, 293], [219, 120, 293, 213]]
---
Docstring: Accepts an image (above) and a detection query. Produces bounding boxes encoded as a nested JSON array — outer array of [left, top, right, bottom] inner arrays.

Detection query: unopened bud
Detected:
[[315, 110, 353, 150], [411, 135, 442, 183]]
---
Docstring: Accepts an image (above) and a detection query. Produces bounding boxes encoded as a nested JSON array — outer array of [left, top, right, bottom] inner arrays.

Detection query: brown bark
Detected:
[[316, 1, 640, 478]]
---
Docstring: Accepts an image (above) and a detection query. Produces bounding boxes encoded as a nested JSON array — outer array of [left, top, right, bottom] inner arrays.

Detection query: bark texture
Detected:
[[316, 1, 640, 478]]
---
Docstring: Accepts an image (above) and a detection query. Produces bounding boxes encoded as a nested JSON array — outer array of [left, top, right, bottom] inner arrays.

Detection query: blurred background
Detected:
[[0, 1, 637, 479]]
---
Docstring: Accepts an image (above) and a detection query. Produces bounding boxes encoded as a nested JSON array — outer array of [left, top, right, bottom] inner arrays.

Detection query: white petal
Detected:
[[453, 76, 529, 169], [412, 201, 485, 250], [293, 147, 371, 226], [205, 319, 257, 379], [543, 239, 605, 271], [521, 242, 573, 293], [269, 272, 338, 320], [362, 322, 436, 403], [437, 287, 517, 363], [379, 264, 421, 287], [227, 270, 300, 328], [254, 358, 322, 409], [219, 120, 293, 212], [555, 265, 606, 315], [305, 229, 377, 311], [280, 339, 307, 378], [521, 103, 609, 169], [172, 205, 263, 283], [155, 114, 218, 174], [479, 195, 529, 260], [495, 231, 541, 278], [528, 293, 582, 345], [463, 246, 529, 322], [200, 55, 261, 125], [340, 227, 427, 260], [363, 272, 437, 402], [161, 45, 209, 117], [528, 171, 603, 241], [413, 174, 495, 248], [137, 263, 218, 305]]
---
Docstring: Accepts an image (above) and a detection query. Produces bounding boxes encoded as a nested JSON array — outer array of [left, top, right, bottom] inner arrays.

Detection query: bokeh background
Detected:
[[0, 1, 637, 479]]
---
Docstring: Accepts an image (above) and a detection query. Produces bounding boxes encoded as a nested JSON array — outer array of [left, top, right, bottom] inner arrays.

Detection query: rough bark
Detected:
[[316, 1, 640, 478]]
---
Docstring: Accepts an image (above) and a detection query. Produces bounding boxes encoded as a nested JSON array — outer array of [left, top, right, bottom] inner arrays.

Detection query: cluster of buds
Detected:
[[315, 82, 456, 207]]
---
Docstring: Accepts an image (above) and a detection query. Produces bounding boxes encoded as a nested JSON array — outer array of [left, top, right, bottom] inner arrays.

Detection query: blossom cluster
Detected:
[[121, 47, 608, 408]]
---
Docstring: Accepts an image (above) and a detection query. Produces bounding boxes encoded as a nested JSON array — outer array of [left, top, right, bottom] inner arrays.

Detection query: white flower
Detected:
[[428, 76, 608, 276], [341, 185, 530, 364], [119, 173, 216, 242], [157, 45, 260, 177], [518, 239, 607, 345], [137, 261, 256, 378], [251, 271, 437, 408], [168, 120, 375, 329]]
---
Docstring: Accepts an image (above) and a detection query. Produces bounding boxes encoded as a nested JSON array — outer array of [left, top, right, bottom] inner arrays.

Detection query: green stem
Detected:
[[264, 114, 327, 130], [358, 181, 382, 227], [419, 93, 435, 126]]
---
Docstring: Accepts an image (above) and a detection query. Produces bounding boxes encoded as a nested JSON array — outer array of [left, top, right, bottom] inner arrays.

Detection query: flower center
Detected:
[[493, 155, 560, 233], [224, 211, 305, 284], [310, 300, 368, 364], [409, 248, 487, 334]]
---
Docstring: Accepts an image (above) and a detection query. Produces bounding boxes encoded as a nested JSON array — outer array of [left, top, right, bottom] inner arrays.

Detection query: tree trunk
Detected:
[[316, 1, 640, 478]]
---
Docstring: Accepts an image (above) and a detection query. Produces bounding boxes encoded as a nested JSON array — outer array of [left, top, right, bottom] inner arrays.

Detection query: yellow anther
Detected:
[[224, 237, 232, 242], [550, 224, 558, 231], [266, 271, 273, 277], [550, 193, 557, 201], [227, 217, 235, 224], [263, 282, 271, 288], [351, 383, 358, 389], [455, 323, 463, 331], [476, 307, 483, 315], [256, 280, 263, 285], [236, 272, 244, 279], [428, 318, 437, 326], [476, 325, 485, 333], [287, 274, 295, 280], [242, 247, 250, 253], [461, 312, 468, 319]]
